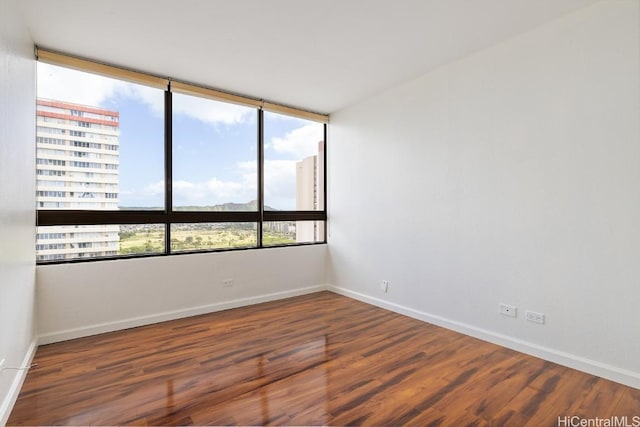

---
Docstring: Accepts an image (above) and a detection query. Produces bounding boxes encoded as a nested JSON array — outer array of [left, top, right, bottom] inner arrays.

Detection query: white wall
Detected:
[[37, 245, 327, 343], [328, 0, 640, 388], [0, 0, 37, 423]]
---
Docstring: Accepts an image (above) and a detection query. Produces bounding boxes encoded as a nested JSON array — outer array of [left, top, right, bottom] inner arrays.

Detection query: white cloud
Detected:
[[172, 93, 255, 125], [37, 63, 124, 106], [37, 63, 252, 125], [120, 83, 165, 118], [172, 177, 255, 205], [142, 180, 165, 195], [240, 159, 298, 209], [138, 173, 257, 207], [122, 158, 298, 209], [263, 160, 297, 200], [269, 123, 324, 158]]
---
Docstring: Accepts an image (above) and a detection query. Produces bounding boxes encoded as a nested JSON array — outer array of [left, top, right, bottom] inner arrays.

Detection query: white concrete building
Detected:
[[295, 140, 324, 242], [36, 99, 120, 261]]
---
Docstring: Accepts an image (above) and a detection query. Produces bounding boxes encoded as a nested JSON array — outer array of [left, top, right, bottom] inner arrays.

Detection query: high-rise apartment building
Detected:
[[36, 99, 120, 261], [295, 140, 325, 242]]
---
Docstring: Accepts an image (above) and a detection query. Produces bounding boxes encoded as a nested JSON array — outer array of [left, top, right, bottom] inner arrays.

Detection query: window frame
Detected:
[[35, 49, 328, 264]]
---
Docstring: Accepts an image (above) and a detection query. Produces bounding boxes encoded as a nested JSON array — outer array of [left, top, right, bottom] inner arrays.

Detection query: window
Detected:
[[36, 243, 67, 251], [263, 112, 325, 211], [37, 233, 65, 240], [119, 224, 165, 255], [172, 93, 258, 210], [36, 224, 149, 260], [72, 141, 101, 149], [35, 49, 327, 263], [170, 223, 258, 252], [263, 221, 324, 245], [37, 136, 65, 145], [37, 170, 65, 176], [39, 148, 65, 156], [37, 158, 66, 166], [37, 126, 65, 135], [70, 161, 101, 168], [37, 191, 65, 198]]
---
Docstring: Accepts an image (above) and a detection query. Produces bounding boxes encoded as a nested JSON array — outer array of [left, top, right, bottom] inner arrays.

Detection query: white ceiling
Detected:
[[19, 0, 598, 114]]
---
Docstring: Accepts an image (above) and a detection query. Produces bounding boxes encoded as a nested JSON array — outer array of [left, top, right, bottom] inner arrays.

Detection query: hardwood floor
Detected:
[[8, 291, 639, 426]]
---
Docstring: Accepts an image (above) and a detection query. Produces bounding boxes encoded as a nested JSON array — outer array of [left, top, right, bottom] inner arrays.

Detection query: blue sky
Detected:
[[37, 63, 324, 210]]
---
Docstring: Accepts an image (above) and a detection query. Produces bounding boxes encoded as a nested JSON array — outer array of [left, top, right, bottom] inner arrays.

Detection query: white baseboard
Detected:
[[38, 285, 328, 345], [328, 285, 640, 390], [0, 338, 38, 426]]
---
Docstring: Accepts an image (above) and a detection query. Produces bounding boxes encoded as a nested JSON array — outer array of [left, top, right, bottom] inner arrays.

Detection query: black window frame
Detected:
[[36, 69, 327, 265]]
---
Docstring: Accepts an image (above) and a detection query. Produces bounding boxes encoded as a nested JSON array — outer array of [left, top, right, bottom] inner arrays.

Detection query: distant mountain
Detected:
[[120, 200, 277, 211]]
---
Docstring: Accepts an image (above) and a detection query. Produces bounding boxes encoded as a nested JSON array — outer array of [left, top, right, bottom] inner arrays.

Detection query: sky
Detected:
[[37, 63, 324, 210]]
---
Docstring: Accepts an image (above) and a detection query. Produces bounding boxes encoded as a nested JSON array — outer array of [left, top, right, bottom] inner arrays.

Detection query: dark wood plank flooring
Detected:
[[8, 291, 640, 426]]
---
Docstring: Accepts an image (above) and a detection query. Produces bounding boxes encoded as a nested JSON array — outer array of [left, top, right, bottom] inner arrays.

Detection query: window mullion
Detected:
[[323, 123, 328, 243], [257, 108, 264, 248], [164, 87, 173, 254]]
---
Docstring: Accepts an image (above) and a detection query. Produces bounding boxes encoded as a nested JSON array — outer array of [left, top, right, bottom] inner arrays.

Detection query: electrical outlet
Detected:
[[381, 280, 389, 293], [526, 310, 545, 324], [499, 303, 517, 317], [223, 278, 233, 288]]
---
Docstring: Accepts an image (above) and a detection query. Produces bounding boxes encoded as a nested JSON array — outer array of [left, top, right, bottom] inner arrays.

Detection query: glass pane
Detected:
[[36, 63, 165, 210], [172, 93, 257, 211], [118, 224, 166, 255], [263, 112, 324, 211], [170, 223, 258, 252], [263, 221, 325, 246], [36, 224, 165, 261]]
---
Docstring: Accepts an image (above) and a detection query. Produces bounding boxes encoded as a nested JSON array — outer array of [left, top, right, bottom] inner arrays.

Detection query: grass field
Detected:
[[119, 224, 295, 254]]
